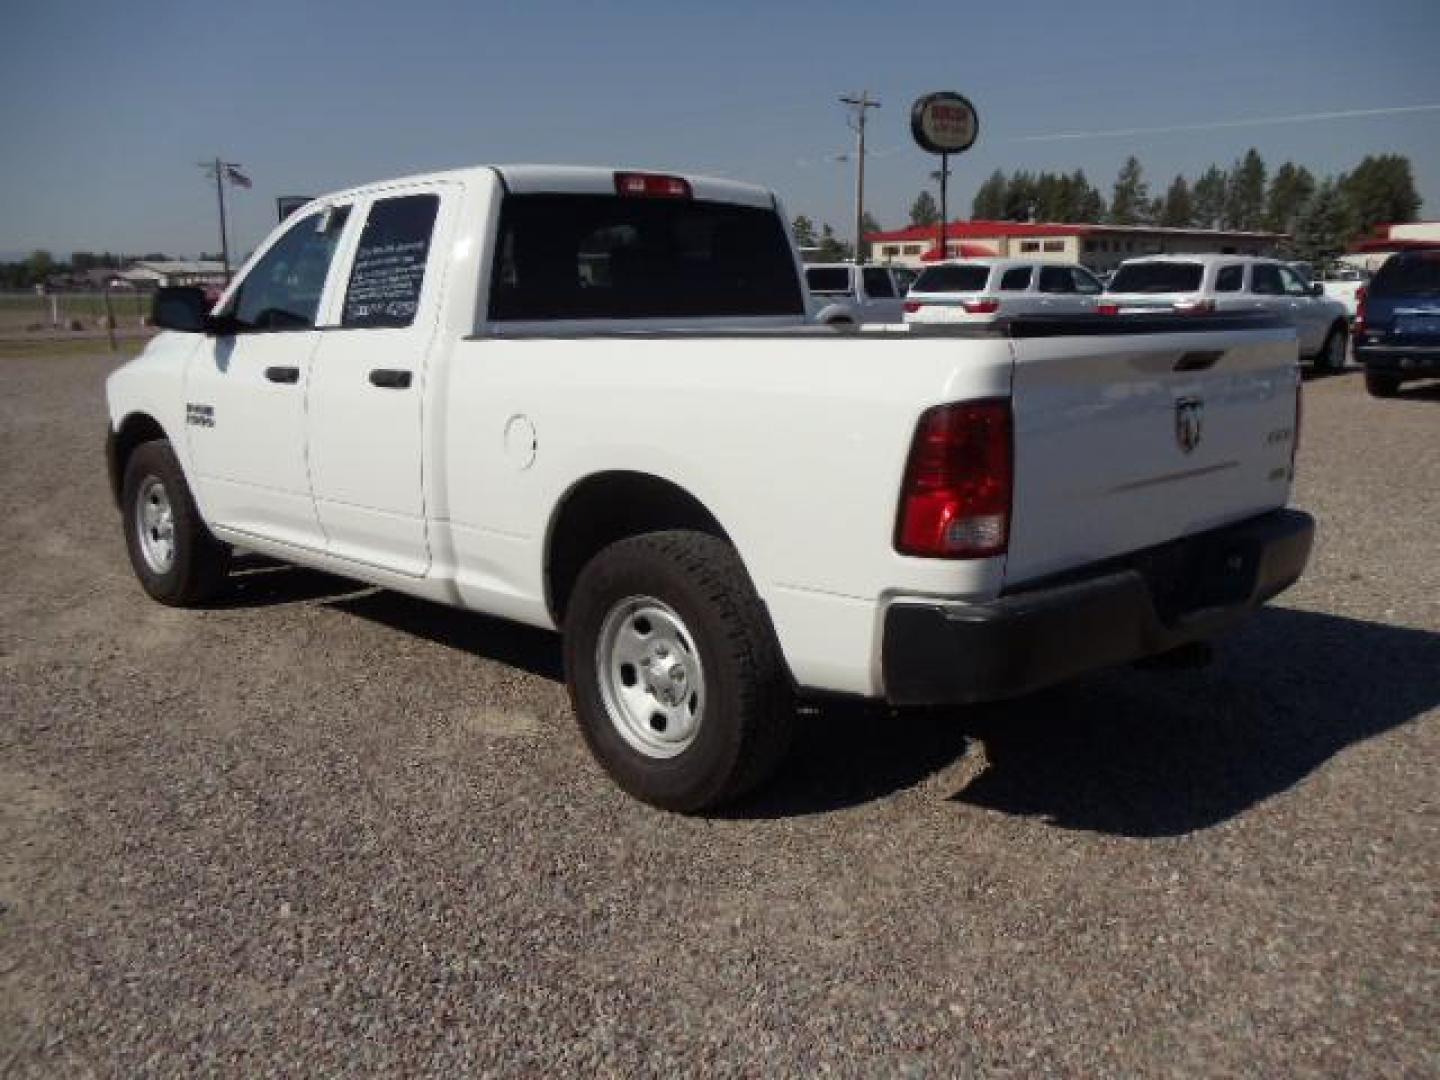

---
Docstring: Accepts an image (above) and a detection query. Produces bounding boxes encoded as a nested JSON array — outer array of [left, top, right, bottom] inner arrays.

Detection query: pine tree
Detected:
[[1158, 175, 1196, 228], [1192, 166, 1228, 229], [1004, 171, 1039, 221], [1108, 157, 1151, 225], [1224, 149, 1267, 230], [1341, 154, 1421, 239], [1073, 170, 1106, 222], [1263, 163, 1316, 235], [791, 215, 817, 248], [816, 223, 853, 262], [971, 170, 1008, 219], [908, 191, 940, 227], [1293, 180, 1352, 266]]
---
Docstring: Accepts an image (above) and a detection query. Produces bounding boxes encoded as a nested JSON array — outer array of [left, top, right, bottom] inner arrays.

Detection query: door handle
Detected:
[[265, 366, 300, 384], [369, 368, 413, 389]]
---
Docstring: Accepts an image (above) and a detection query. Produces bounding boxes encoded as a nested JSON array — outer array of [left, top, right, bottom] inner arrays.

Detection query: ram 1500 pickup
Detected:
[[106, 164, 1314, 811]]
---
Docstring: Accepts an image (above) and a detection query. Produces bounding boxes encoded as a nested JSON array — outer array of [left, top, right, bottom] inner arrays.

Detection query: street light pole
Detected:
[[840, 91, 881, 264], [213, 157, 230, 281]]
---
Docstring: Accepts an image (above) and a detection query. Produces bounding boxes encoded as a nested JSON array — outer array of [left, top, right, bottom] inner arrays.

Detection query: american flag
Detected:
[[225, 165, 252, 189]]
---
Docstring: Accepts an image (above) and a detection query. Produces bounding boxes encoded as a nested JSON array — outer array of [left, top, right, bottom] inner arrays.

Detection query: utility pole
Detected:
[[931, 158, 953, 260], [198, 157, 244, 283], [839, 91, 881, 264]]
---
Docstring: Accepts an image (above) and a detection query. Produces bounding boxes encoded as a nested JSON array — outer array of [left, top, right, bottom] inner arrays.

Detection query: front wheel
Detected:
[[563, 531, 794, 812], [121, 440, 231, 605]]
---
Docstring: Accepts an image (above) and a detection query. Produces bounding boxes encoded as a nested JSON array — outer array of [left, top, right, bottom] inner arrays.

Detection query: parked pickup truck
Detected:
[[107, 164, 1314, 811]]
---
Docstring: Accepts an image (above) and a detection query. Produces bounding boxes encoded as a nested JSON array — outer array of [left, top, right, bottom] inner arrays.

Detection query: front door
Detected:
[[184, 205, 354, 550], [306, 187, 450, 576]]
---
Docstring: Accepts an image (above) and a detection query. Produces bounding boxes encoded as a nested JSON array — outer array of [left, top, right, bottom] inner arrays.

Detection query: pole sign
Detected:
[[910, 92, 979, 155]]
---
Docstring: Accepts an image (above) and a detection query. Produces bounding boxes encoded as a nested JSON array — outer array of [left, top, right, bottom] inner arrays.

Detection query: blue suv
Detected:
[[1356, 251, 1440, 397]]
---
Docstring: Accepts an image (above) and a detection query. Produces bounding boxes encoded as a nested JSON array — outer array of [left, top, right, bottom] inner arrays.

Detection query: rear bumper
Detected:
[[1356, 343, 1440, 376], [881, 509, 1314, 706]]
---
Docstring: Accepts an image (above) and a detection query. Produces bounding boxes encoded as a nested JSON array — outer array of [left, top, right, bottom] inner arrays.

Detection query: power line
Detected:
[[1012, 102, 1440, 143]]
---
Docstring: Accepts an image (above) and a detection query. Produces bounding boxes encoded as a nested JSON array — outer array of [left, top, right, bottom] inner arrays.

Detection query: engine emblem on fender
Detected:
[[1175, 397, 1203, 454]]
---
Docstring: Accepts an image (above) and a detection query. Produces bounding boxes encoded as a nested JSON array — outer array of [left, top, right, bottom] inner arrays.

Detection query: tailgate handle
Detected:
[[1174, 350, 1222, 372], [264, 365, 300, 384], [369, 368, 413, 389]]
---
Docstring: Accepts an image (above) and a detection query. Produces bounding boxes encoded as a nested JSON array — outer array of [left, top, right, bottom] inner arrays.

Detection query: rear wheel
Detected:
[[121, 440, 230, 605], [1317, 323, 1348, 372], [563, 531, 794, 812], [1365, 372, 1401, 398]]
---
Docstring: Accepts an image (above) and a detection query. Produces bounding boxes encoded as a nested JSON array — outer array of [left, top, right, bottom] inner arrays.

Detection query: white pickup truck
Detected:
[[107, 164, 1314, 811]]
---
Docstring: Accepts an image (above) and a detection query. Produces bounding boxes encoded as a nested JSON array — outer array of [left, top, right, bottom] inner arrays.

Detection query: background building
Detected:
[[867, 221, 1286, 272], [117, 259, 227, 289], [1343, 221, 1440, 271]]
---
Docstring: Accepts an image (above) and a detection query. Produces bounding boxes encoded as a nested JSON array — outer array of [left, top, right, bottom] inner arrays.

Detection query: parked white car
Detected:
[[106, 164, 1312, 811], [804, 263, 909, 325], [1105, 255, 1351, 370], [903, 259, 1105, 324], [1318, 264, 1369, 320]]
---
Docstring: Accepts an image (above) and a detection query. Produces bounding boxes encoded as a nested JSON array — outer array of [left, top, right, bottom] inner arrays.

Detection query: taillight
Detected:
[[1354, 285, 1367, 333], [1173, 298, 1217, 315], [614, 172, 692, 198], [895, 400, 1013, 559], [960, 298, 1000, 314], [903, 301, 922, 313], [1096, 302, 1121, 315]]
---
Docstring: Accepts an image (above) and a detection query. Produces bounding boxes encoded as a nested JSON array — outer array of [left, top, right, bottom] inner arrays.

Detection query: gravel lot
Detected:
[[2, 349, 1436, 1076]]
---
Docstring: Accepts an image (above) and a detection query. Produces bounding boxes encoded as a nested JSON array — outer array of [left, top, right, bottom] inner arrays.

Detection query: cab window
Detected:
[[225, 208, 351, 331], [1278, 265, 1310, 297], [862, 268, 896, 299], [1215, 265, 1244, 292], [1071, 267, 1103, 294], [342, 194, 441, 329], [1251, 264, 1285, 295], [999, 266, 1032, 291], [1038, 266, 1076, 293]]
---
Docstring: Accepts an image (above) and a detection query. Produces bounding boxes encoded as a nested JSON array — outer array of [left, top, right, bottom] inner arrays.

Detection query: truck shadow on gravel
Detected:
[[733, 607, 1440, 834]]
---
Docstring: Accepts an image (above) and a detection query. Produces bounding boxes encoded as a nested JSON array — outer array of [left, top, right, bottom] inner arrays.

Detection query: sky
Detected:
[[2, 0, 1438, 259]]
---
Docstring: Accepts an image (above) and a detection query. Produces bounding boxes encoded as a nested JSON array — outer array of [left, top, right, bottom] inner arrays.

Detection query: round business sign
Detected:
[[910, 92, 979, 155]]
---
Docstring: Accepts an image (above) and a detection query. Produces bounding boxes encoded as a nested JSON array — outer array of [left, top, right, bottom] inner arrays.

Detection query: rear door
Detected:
[[306, 185, 451, 576], [1005, 321, 1299, 586]]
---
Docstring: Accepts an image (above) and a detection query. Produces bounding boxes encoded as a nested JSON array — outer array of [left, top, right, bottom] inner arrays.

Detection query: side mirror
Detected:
[[1307, 282, 1324, 297], [150, 286, 212, 333]]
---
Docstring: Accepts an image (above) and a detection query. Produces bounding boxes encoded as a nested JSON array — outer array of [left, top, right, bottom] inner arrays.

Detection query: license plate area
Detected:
[[1137, 533, 1260, 624]]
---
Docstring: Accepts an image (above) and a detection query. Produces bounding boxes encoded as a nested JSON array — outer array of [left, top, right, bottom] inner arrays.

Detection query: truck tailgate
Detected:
[[1004, 318, 1299, 588]]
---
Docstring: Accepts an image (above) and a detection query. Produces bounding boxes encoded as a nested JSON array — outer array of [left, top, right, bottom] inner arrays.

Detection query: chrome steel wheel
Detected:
[[135, 476, 176, 575], [595, 595, 706, 759]]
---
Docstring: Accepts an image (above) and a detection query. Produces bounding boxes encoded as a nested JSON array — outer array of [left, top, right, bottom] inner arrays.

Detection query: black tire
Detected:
[[563, 531, 794, 812], [1365, 371, 1401, 398], [1316, 322, 1348, 372], [121, 440, 231, 606]]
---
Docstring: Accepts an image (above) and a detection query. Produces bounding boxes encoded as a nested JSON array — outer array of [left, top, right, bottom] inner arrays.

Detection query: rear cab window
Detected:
[[1108, 261, 1204, 294], [487, 193, 804, 322], [912, 264, 992, 294], [1215, 265, 1244, 293]]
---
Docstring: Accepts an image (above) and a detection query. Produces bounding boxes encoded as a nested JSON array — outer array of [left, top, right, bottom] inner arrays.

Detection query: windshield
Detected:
[[1369, 253, 1440, 297], [911, 264, 990, 293], [805, 267, 853, 294], [1108, 262, 1204, 294]]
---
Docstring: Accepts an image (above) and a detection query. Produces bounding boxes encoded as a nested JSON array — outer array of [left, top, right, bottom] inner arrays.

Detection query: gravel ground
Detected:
[[1, 351, 1437, 1077]]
